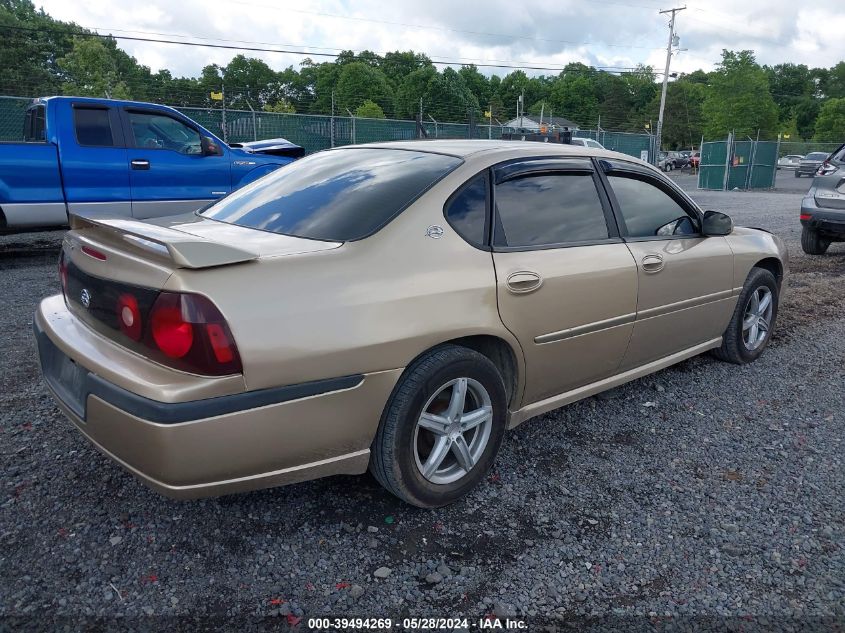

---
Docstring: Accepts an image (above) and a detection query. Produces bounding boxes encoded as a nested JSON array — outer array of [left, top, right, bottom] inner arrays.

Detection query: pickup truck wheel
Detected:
[[713, 267, 779, 365], [794, 171, 800, 178], [370, 345, 507, 508], [801, 226, 830, 255]]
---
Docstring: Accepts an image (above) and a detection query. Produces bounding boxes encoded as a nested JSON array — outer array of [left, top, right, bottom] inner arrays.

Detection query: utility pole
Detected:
[[346, 108, 355, 145], [655, 6, 685, 163], [488, 105, 492, 140], [221, 81, 227, 143]]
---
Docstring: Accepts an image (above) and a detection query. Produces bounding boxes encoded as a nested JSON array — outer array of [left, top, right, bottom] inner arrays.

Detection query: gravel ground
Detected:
[[1, 180, 843, 631]]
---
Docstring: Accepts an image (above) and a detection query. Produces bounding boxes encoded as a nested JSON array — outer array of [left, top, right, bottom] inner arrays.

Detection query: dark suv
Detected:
[[800, 143, 845, 254]]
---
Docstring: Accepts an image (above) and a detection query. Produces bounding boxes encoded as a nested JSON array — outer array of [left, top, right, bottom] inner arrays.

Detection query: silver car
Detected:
[[800, 143, 845, 253], [777, 154, 803, 170]]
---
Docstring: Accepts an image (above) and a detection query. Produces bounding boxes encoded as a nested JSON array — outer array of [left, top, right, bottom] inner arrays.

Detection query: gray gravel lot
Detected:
[[1, 178, 843, 630]]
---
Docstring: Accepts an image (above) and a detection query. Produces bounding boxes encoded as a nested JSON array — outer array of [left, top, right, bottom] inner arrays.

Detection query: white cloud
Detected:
[[35, 0, 838, 78]]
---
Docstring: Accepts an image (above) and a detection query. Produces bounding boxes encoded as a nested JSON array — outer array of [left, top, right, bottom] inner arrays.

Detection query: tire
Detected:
[[713, 267, 779, 365], [801, 226, 831, 255], [794, 171, 800, 178], [369, 345, 508, 507]]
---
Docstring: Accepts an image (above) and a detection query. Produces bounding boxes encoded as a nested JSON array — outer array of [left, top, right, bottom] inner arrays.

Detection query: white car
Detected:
[[777, 154, 804, 170], [569, 137, 605, 150]]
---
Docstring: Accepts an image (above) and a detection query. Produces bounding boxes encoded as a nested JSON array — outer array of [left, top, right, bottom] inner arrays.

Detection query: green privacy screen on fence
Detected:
[[698, 136, 777, 190], [0, 95, 655, 161], [699, 141, 728, 190]]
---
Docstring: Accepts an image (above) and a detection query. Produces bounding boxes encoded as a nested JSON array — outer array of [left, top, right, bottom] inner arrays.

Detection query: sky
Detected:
[[35, 0, 843, 79]]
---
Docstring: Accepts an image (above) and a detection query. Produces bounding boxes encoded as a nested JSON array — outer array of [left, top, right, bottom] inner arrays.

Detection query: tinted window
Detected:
[[494, 173, 608, 247], [608, 175, 697, 238], [446, 174, 487, 247], [74, 108, 114, 147], [806, 152, 828, 160], [24, 105, 46, 142], [202, 149, 462, 241], [128, 112, 202, 154]]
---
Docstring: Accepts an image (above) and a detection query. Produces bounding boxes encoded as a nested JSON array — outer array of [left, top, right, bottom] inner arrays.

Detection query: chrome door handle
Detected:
[[130, 159, 150, 170], [641, 254, 664, 273], [506, 271, 543, 293]]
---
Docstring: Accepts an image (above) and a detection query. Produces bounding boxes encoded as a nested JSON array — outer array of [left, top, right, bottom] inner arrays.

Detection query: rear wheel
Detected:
[[713, 267, 779, 365], [801, 226, 831, 255], [794, 171, 801, 178], [370, 345, 507, 507]]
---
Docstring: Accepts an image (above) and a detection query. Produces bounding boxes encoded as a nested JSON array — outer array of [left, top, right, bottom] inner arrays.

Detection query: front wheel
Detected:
[[801, 226, 831, 255], [713, 267, 779, 364], [370, 345, 508, 507]]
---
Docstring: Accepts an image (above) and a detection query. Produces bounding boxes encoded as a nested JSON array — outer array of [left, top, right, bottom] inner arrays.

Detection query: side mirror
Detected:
[[702, 210, 733, 236], [201, 136, 223, 156]]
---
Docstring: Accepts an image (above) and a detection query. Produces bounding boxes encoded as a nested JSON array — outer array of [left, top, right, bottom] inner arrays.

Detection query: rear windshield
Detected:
[[202, 148, 462, 241]]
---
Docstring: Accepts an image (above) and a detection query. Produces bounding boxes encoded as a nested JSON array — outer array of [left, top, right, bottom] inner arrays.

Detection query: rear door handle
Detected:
[[130, 159, 150, 170], [641, 254, 664, 273], [506, 271, 543, 293]]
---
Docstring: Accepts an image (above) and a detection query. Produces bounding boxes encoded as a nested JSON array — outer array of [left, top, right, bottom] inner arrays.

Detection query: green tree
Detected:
[[223, 55, 279, 109], [703, 50, 779, 138], [57, 37, 131, 98], [819, 62, 845, 99], [395, 66, 437, 119], [649, 80, 707, 149], [813, 98, 845, 141], [335, 62, 393, 117], [355, 99, 385, 119], [380, 51, 432, 88], [262, 100, 296, 114]]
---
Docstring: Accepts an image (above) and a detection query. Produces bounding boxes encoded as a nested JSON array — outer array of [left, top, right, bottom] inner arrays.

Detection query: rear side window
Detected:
[[23, 105, 46, 142], [494, 173, 609, 247], [445, 174, 488, 248], [73, 108, 114, 147], [806, 152, 829, 160], [202, 149, 462, 241]]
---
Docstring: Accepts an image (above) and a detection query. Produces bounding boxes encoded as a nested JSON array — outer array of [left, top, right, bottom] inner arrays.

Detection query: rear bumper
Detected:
[[800, 197, 845, 237], [34, 298, 402, 499]]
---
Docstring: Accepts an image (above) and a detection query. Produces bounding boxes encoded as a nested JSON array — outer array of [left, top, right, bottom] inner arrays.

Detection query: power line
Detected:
[[0, 24, 656, 74], [222, 0, 668, 51]]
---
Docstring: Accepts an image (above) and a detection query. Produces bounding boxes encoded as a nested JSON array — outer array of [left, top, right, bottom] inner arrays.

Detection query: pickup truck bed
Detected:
[[0, 142, 67, 227]]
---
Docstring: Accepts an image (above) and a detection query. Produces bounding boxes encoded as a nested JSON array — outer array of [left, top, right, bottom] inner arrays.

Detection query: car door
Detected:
[[598, 160, 735, 371], [58, 101, 131, 218], [122, 108, 231, 218], [490, 158, 639, 405]]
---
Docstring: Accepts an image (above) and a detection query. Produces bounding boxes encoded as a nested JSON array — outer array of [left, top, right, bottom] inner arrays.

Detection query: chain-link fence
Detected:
[[698, 135, 779, 190], [0, 94, 658, 161], [0, 96, 28, 141], [777, 141, 841, 158]]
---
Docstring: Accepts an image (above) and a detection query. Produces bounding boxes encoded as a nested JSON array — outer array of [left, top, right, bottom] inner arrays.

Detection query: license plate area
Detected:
[[37, 330, 88, 419]]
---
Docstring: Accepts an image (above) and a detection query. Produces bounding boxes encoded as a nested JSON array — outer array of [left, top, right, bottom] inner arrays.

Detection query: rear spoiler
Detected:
[[69, 215, 259, 269]]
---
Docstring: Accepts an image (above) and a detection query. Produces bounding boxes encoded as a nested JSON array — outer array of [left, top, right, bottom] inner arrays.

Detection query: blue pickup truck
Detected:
[[0, 96, 303, 229]]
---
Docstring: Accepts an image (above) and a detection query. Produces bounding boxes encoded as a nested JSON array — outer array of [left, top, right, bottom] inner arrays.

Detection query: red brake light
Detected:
[[117, 293, 143, 341], [205, 323, 235, 363], [81, 245, 107, 261], [151, 294, 194, 358], [147, 292, 241, 374], [800, 213, 812, 221], [58, 251, 68, 293]]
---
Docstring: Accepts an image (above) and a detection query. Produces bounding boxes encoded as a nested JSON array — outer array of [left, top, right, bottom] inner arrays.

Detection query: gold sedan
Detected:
[[35, 140, 788, 507]]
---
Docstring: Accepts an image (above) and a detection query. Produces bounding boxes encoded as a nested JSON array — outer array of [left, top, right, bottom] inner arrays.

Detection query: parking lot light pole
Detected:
[[655, 6, 685, 163]]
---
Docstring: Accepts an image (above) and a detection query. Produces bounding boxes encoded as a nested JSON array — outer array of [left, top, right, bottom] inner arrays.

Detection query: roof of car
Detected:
[[347, 139, 620, 160]]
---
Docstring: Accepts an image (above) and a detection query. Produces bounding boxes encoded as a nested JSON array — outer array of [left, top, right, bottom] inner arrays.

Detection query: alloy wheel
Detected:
[[413, 377, 493, 485], [742, 286, 773, 351]]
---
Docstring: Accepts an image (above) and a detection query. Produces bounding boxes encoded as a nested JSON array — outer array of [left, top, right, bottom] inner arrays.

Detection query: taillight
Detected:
[[116, 293, 143, 341], [800, 213, 812, 221], [817, 161, 838, 176], [81, 245, 107, 261], [147, 292, 241, 375], [58, 251, 68, 293]]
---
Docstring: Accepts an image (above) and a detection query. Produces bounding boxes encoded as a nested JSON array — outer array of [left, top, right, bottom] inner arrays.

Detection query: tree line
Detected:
[[1, 0, 844, 146]]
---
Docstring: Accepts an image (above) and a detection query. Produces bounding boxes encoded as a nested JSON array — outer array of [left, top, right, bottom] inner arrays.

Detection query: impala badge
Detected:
[[80, 288, 91, 308], [426, 225, 444, 239]]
